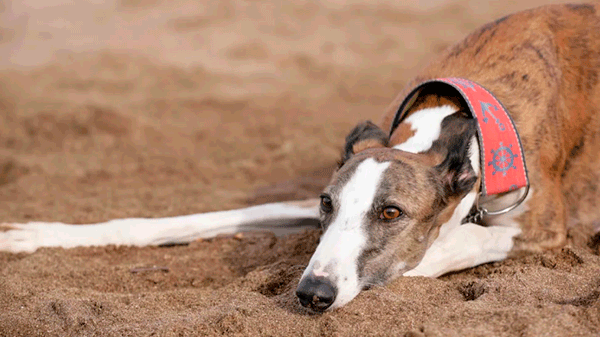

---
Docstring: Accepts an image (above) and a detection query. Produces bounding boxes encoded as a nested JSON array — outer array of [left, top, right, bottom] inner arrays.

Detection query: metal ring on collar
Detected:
[[479, 184, 530, 217]]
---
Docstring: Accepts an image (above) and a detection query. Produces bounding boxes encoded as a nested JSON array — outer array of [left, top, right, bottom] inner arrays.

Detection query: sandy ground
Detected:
[[2, 0, 600, 335]]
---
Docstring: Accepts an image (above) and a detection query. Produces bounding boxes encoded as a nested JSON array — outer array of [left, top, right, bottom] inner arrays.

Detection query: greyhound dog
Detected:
[[2, 4, 600, 312]]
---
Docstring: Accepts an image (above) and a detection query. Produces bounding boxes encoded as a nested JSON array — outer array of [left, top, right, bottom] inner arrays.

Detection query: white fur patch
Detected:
[[394, 105, 457, 153], [404, 223, 521, 278], [301, 158, 391, 309], [468, 136, 480, 173]]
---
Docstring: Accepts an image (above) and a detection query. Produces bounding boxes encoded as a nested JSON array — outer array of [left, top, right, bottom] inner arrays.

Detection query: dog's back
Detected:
[[382, 4, 600, 252]]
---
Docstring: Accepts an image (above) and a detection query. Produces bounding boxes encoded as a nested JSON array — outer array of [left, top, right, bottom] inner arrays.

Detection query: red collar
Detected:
[[390, 78, 529, 221]]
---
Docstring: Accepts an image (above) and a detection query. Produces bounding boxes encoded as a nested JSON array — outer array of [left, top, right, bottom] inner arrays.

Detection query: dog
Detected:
[[2, 4, 600, 312]]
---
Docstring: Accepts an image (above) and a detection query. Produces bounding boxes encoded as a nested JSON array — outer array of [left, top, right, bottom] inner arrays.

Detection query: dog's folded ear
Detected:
[[434, 120, 478, 197], [341, 121, 389, 164]]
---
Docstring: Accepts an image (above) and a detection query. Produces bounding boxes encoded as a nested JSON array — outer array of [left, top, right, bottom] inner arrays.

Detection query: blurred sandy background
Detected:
[[3, 0, 600, 336]]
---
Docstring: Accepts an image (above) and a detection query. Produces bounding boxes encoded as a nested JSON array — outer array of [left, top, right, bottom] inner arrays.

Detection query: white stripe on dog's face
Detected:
[[301, 158, 391, 309]]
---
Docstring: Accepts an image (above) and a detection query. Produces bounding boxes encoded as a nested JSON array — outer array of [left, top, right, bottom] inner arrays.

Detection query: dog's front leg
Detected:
[[403, 223, 521, 278], [0, 199, 320, 253]]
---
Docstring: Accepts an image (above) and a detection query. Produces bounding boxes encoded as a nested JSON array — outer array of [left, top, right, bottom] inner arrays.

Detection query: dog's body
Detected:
[[383, 2, 600, 254], [2, 4, 600, 312]]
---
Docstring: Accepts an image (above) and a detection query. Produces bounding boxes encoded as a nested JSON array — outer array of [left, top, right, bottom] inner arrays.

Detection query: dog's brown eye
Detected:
[[380, 207, 402, 220], [320, 195, 333, 212]]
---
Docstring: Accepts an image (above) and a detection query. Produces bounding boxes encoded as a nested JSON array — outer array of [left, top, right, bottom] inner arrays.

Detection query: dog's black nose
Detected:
[[296, 276, 337, 312]]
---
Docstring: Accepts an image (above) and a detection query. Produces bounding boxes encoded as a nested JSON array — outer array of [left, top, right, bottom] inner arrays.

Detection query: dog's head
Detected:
[[296, 109, 479, 311]]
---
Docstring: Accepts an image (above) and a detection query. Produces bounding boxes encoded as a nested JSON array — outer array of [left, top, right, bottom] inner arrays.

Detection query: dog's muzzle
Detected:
[[295, 276, 337, 312]]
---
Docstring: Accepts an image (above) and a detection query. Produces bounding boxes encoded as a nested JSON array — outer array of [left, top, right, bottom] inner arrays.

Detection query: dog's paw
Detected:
[[0, 222, 72, 253], [0, 222, 41, 253]]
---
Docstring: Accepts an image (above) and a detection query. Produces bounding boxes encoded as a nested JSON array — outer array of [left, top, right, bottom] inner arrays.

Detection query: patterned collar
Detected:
[[390, 78, 530, 222]]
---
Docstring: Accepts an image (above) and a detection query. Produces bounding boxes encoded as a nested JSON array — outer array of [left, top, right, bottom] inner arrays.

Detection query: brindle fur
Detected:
[[371, 4, 600, 254]]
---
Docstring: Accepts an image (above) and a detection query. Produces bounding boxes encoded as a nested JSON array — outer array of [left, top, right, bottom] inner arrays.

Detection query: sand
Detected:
[[2, 0, 600, 335]]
